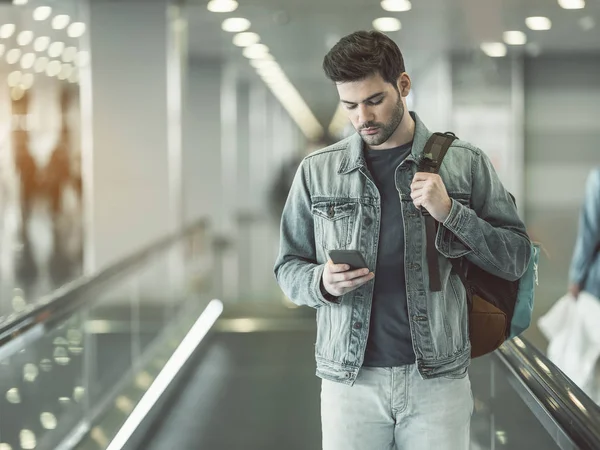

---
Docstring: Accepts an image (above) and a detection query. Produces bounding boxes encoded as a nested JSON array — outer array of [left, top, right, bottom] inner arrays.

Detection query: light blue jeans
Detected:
[[321, 364, 473, 450]]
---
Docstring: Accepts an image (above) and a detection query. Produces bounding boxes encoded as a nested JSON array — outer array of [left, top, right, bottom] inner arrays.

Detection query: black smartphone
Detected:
[[328, 250, 369, 270]]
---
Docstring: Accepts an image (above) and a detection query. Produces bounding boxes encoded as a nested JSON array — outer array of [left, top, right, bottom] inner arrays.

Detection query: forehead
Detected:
[[336, 73, 390, 101]]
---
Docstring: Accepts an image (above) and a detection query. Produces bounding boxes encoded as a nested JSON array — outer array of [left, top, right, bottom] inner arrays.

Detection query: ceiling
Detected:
[[184, 0, 600, 131], [2, 0, 597, 135]]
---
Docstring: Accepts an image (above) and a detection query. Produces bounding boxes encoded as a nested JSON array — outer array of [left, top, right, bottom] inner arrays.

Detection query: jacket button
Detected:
[[354, 322, 362, 330], [413, 263, 421, 270], [328, 206, 335, 218]]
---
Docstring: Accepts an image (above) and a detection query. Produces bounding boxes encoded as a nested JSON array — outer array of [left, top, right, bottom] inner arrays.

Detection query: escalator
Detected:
[[133, 305, 600, 450], [0, 221, 599, 450]]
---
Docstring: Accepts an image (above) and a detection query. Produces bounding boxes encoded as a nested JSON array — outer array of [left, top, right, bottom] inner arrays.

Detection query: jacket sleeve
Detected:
[[435, 148, 531, 281], [273, 159, 341, 309], [569, 169, 600, 286]]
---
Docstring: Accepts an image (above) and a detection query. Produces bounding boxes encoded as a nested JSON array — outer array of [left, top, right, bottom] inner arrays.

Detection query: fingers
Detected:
[[329, 267, 370, 283], [412, 172, 436, 183], [410, 180, 427, 191], [336, 272, 375, 289], [323, 262, 375, 297], [327, 259, 350, 273]]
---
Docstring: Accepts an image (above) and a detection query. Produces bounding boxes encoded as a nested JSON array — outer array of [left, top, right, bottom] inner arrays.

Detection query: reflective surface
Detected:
[[1, 0, 86, 330], [0, 226, 213, 450], [496, 337, 600, 449], [0, 195, 83, 327]]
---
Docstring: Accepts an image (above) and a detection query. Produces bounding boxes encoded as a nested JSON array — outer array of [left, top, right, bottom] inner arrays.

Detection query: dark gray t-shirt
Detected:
[[363, 142, 416, 367]]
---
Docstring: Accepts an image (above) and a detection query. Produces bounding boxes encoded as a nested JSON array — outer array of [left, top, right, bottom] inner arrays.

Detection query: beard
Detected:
[[357, 94, 405, 147]]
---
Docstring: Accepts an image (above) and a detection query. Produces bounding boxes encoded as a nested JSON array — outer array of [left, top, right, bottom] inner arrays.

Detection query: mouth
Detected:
[[361, 127, 380, 135]]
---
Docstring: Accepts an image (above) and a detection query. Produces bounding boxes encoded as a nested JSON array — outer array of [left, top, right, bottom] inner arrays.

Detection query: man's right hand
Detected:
[[322, 259, 375, 298]]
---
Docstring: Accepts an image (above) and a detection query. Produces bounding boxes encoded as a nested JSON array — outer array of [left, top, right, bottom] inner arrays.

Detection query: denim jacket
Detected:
[[274, 112, 531, 385], [569, 168, 600, 299]]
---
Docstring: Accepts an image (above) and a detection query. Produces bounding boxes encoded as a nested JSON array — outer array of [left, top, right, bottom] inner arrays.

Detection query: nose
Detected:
[[356, 104, 374, 125]]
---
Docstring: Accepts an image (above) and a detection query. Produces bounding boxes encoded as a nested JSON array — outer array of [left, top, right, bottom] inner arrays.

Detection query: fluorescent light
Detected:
[[526, 16, 552, 31], [67, 22, 86, 38], [480, 42, 507, 57], [34, 56, 48, 73], [7, 71, 22, 87], [373, 17, 402, 32], [242, 43, 269, 59], [40, 413, 57, 430], [13, 0, 29, 4], [250, 59, 278, 69], [20, 73, 33, 90], [256, 63, 282, 77], [0, 24, 16, 39], [503, 31, 527, 45], [52, 15, 71, 30], [34, 36, 50, 52], [6, 49, 22, 65], [207, 0, 238, 13], [68, 68, 79, 84], [17, 31, 34, 46], [262, 74, 324, 140], [233, 32, 260, 47], [58, 63, 73, 80], [558, 0, 585, 9], [20, 53, 35, 69], [48, 42, 65, 58], [221, 17, 251, 32], [33, 6, 52, 21], [105, 300, 224, 450], [62, 46, 77, 63], [46, 60, 61, 77], [380, 0, 412, 12]]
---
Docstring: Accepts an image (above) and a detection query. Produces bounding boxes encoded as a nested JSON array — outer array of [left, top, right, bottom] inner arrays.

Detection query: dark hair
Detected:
[[322, 30, 405, 87]]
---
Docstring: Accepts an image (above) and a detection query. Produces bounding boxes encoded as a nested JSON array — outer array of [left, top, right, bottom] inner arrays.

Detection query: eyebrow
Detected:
[[340, 92, 385, 106]]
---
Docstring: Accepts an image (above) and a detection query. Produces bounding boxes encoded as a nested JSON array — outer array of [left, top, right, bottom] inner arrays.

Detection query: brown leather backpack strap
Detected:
[[419, 132, 457, 292]]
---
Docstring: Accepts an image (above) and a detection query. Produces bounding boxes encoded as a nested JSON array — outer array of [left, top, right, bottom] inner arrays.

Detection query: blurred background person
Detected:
[[268, 137, 334, 223], [12, 93, 39, 226], [568, 167, 600, 301]]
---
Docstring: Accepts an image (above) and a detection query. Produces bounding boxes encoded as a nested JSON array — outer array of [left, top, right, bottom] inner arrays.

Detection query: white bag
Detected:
[[538, 292, 600, 403]]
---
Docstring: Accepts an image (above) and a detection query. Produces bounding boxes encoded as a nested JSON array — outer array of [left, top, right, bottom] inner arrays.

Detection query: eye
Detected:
[[345, 104, 357, 110], [368, 99, 384, 106]]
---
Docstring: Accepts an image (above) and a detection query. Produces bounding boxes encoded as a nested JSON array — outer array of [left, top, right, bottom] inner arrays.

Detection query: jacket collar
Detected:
[[337, 111, 432, 175]]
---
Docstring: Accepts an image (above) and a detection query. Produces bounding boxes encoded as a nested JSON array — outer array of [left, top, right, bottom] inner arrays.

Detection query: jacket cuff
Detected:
[[436, 199, 473, 259], [313, 264, 342, 306]]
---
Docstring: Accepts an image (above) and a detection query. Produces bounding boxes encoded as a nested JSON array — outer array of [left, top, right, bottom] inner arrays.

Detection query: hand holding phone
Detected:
[[322, 250, 374, 297]]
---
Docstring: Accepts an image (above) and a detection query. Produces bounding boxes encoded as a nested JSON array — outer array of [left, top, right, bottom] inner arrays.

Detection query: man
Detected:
[[568, 167, 600, 300], [274, 31, 531, 450]]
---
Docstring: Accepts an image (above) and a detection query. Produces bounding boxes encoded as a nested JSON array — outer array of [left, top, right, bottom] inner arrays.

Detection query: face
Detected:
[[336, 72, 410, 148]]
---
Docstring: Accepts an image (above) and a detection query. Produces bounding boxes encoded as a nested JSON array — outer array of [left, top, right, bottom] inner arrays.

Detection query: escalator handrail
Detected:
[[0, 219, 209, 348], [497, 336, 600, 450]]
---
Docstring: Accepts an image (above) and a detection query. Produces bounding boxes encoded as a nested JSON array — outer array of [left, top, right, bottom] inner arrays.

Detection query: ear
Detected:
[[397, 73, 411, 97]]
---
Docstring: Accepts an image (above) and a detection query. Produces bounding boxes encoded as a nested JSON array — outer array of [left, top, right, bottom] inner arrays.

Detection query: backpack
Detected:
[[419, 132, 540, 358]]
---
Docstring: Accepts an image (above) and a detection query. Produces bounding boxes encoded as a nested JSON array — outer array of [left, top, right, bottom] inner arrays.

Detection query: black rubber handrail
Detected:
[[498, 336, 600, 450], [0, 219, 209, 347]]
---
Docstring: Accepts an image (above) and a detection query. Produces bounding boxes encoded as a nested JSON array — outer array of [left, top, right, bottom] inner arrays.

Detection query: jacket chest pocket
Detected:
[[312, 201, 356, 251]]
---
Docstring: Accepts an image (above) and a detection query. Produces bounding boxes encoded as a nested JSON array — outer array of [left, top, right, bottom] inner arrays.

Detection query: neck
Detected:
[[368, 110, 415, 150]]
